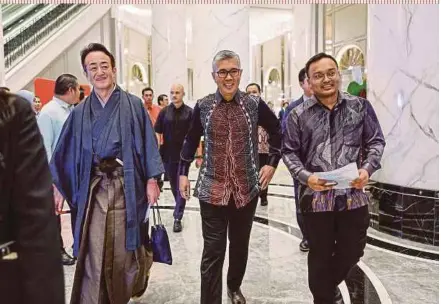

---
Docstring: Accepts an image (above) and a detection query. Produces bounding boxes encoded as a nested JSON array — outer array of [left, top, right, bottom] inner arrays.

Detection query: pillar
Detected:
[[290, 4, 315, 99], [192, 5, 250, 100], [151, 4, 188, 97], [367, 4, 438, 190]]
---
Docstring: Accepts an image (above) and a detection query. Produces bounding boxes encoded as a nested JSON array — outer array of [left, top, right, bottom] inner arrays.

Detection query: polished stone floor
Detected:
[[61, 164, 439, 303]]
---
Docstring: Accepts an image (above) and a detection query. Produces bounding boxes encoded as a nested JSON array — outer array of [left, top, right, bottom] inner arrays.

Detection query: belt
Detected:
[[95, 158, 123, 176]]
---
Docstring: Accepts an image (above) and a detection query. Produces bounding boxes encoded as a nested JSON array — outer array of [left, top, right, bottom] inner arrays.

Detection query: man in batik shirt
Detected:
[[179, 50, 282, 304], [283, 53, 385, 304]]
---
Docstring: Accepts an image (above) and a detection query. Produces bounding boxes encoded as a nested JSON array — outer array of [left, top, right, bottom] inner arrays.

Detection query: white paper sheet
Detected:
[[314, 163, 360, 190]]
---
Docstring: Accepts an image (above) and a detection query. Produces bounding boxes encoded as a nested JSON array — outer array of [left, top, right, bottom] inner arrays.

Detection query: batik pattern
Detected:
[[283, 91, 385, 212], [194, 91, 260, 208]]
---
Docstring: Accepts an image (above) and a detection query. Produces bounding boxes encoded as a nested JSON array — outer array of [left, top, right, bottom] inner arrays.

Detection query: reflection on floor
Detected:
[[61, 165, 439, 304]]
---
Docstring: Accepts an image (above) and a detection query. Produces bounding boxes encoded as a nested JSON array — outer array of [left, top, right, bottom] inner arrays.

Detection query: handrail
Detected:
[[4, 4, 57, 40], [3, 4, 40, 30], [4, 4, 87, 70]]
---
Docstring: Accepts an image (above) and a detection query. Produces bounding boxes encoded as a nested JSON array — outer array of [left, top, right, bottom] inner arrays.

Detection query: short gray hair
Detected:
[[212, 50, 241, 72]]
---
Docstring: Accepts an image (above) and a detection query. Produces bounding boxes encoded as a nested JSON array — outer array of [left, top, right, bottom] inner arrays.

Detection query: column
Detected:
[[151, 5, 188, 97], [290, 4, 315, 99], [0, 6, 6, 86], [367, 4, 438, 190], [192, 5, 250, 100]]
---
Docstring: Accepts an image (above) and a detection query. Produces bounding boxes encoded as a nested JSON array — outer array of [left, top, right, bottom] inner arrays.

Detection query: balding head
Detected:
[[170, 83, 185, 106]]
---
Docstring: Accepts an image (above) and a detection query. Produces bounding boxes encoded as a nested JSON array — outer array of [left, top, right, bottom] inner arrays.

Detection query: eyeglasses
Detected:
[[215, 69, 241, 78], [311, 70, 338, 82]]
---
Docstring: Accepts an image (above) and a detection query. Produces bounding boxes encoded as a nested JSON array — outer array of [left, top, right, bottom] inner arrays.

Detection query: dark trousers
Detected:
[[303, 205, 369, 304], [258, 153, 268, 199], [159, 145, 169, 182], [57, 205, 77, 249], [199, 196, 258, 304], [165, 162, 186, 220], [293, 179, 307, 241]]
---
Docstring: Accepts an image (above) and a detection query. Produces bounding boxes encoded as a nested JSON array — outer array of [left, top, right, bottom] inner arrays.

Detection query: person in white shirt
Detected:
[[37, 73, 80, 266]]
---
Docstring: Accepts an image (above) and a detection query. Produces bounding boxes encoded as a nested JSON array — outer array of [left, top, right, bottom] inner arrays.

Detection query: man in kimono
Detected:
[[50, 43, 164, 304], [179, 50, 282, 304]]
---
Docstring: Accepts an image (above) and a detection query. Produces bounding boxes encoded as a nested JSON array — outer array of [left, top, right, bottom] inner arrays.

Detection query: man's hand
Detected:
[[146, 178, 160, 205], [179, 175, 191, 200], [53, 185, 64, 215], [259, 165, 276, 190], [307, 175, 334, 192], [351, 169, 369, 189]]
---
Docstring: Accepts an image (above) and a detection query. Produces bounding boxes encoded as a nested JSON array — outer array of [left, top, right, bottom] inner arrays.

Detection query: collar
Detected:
[[302, 94, 313, 102], [310, 90, 344, 109], [93, 84, 117, 106], [171, 102, 185, 110], [53, 96, 72, 110], [215, 89, 241, 104]]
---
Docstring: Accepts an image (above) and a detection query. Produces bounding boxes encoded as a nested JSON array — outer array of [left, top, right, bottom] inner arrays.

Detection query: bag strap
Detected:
[[151, 202, 163, 226]]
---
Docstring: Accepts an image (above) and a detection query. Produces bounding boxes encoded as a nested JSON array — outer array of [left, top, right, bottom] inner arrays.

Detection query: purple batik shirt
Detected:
[[282, 91, 386, 212]]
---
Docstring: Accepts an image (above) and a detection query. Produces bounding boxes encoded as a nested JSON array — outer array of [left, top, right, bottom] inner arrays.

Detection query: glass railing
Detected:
[[4, 4, 87, 70]]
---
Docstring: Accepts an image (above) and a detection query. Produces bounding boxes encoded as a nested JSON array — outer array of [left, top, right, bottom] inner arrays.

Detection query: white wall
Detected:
[[123, 27, 150, 97]]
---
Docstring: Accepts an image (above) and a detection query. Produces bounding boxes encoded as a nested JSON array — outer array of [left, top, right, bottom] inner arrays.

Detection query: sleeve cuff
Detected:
[[179, 162, 190, 176], [361, 162, 374, 177], [298, 169, 313, 185], [267, 155, 281, 168]]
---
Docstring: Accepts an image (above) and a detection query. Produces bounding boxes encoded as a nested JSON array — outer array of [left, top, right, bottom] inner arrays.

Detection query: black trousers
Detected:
[[293, 180, 307, 241], [303, 205, 369, 304], [258, 153, 268, 199], [199, 196, 258, 304]]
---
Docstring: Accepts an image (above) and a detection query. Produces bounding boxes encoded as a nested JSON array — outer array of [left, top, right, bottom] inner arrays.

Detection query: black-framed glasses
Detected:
[[216, 68, 241, 78], [311, 70, 338, 82]]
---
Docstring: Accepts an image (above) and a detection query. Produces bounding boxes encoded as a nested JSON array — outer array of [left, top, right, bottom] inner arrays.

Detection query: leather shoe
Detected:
[[173, 219, 182, 233], [299, 239, 309, 252], [227, 288, 246, 304], [334, 288, 344, 304], [260, 197, 268, 206], [61, 248, 76, 266]]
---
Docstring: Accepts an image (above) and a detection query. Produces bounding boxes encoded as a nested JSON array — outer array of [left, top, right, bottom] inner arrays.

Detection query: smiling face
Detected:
[[83, 51, 116, 90], [307, 57, 341, 99], [212, 58, 242, 101]]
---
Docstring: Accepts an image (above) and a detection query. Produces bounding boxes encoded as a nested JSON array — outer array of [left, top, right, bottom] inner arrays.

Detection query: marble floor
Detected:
[[61, 164, 439, 303]]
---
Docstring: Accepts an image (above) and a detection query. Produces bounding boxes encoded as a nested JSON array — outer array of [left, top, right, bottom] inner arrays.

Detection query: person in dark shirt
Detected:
[[0, 91, 64, 304], [179, 50, 282, 304], [283, 67, 314, 253], [283, 53, 385, 304], [278, 100, 288, 122], [157, 93, 169, 108], [154, 84, 192, 233], [246, 82, 270, 207]]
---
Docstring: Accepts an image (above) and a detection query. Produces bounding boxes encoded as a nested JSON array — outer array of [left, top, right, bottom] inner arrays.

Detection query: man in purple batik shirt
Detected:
[[282, 53, 385, 304]]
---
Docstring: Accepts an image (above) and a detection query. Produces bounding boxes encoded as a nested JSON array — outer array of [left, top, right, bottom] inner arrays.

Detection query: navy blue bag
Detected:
[[150, 203, 173, 265]]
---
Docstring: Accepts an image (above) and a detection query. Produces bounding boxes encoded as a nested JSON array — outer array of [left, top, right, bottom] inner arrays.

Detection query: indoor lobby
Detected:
[[0, 2, 438, 304]]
